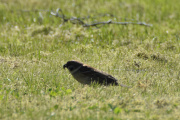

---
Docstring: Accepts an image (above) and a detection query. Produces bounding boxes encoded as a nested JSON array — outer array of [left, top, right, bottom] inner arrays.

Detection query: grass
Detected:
[[0, 0, 180, 119]]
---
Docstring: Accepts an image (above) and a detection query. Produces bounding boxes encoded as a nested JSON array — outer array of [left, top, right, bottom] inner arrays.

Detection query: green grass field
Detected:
[[0, 0, 180, 119]]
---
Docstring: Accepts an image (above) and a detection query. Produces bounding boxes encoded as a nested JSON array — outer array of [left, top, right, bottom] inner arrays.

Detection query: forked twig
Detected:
[[51, 8, 152, 27]]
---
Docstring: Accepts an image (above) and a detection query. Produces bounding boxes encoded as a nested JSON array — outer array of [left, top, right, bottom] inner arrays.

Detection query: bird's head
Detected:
[[63, 60, 83, 73]]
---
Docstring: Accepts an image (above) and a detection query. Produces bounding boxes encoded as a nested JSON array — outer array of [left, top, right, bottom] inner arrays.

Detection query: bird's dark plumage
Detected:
[[79, 65, 119, 85], [64, 60, 129, 87]]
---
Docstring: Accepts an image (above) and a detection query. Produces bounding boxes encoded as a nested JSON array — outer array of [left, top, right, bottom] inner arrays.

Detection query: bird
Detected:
[[63, 60, 130, 87]]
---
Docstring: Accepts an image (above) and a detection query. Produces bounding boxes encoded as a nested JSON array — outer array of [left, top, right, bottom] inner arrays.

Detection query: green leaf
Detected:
[[114, 107, 122, 114], [66, 89, 72, 94]]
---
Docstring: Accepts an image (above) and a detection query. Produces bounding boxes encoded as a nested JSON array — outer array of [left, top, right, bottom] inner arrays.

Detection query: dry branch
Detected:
[[51, 8, 152, 27]]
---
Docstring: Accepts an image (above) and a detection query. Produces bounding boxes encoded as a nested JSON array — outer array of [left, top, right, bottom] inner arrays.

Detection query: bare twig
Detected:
[[51, 8, 69, 22], [51, 8, 153, 27], [83, 20, 152, 27]]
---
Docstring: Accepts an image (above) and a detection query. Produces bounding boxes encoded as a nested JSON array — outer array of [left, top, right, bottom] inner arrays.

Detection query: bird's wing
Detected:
[[79, 65, 119, 85]]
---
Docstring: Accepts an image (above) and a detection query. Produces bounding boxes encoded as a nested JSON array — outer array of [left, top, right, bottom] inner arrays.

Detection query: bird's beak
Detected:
[[63, 64, 67, 69]]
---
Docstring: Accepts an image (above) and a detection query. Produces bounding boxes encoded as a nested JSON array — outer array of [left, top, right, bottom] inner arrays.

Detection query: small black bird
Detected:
[[63, 60, 130, 87]]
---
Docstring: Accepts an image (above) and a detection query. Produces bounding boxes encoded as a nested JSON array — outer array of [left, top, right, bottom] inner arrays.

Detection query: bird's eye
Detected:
[[68, 66, 74, 71]]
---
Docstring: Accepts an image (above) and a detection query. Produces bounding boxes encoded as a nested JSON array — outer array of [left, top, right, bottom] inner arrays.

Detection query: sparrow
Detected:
[[63, 60, 130, 87]]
